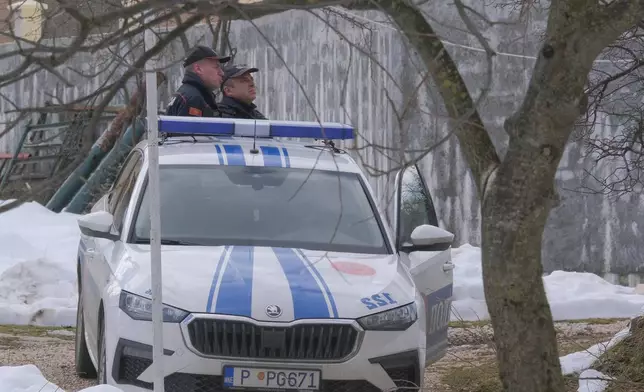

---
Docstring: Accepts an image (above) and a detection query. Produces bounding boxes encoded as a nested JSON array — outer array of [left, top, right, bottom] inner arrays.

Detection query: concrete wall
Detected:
[[0, 3, 642, 282]]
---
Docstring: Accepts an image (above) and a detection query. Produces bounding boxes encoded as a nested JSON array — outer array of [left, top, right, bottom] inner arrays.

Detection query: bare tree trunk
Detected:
[[481, 155, 565, 391]]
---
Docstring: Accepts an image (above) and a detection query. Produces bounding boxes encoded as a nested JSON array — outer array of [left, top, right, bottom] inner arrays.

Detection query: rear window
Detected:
[[130, 165, 390, 254]]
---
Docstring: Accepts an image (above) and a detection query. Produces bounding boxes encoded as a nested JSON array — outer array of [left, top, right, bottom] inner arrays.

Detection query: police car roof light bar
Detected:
[[157, 115, 354, 140]]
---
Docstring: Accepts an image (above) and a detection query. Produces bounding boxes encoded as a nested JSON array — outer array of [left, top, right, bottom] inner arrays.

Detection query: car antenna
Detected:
[[250, 121, 259, 154]]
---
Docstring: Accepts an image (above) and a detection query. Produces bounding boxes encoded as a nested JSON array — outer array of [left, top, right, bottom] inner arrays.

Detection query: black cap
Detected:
[[223, 64, 259, 83], [183, 46, 231, 67]]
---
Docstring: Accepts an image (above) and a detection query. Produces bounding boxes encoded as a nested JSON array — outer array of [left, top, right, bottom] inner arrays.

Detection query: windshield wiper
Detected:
[[134, 238, 202, 246], [160, 239, 202, 245]]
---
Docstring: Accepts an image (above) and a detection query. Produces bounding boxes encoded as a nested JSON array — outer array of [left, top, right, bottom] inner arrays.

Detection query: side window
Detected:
[[112, 154, 143, 233], [108, 151, 143, 213], [397, 164, 439, 248]]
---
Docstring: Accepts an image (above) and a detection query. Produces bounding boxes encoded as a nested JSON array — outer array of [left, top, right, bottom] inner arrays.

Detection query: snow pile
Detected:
[[559, 327, 631, 375], [0, 201, 81, 326], [576, 369, 613, 392], [451, 244, 644, 321], [0, 365, 122, 392]]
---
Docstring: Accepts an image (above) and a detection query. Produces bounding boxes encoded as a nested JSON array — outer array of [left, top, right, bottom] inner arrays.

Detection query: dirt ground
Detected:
[[0, 319, 630, 392]]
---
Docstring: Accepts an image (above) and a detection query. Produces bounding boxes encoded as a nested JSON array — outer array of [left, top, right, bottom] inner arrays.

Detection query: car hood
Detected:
[[116, 244, 416, 321]]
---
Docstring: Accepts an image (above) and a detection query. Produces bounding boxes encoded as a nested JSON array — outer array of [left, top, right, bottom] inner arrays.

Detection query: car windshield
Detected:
[[130, 165, 390, 254]]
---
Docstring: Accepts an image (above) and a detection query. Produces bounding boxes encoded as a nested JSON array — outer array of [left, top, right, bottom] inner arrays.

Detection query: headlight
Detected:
[[119, 290, 189, 323], [357, 302, 417, 331]]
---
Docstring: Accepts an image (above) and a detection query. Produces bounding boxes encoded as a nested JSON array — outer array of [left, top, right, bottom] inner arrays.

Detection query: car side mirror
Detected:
[[77, 211, 119, 241], [411, 224, 454, 245], [400, 224, 454, 252]]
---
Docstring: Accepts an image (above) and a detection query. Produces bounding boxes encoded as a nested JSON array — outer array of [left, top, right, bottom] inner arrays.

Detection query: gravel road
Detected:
[[0, 320, 629, 392], [0, 327, 96, 391]]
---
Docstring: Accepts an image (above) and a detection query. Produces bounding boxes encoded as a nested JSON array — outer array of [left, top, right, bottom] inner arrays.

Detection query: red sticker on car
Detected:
[[331, 261, 376, 276]]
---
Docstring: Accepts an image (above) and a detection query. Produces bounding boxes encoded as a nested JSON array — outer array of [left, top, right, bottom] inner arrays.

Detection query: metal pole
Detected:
[[143, 14, 164, 392]]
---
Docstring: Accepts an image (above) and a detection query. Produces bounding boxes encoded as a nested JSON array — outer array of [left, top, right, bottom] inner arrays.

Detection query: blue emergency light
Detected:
[[156, 115, 354, 140]]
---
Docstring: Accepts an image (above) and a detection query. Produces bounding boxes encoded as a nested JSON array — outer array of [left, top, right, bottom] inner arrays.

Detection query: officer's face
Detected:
[[195, 59, 224, 90], [225, 73, 257, 103]]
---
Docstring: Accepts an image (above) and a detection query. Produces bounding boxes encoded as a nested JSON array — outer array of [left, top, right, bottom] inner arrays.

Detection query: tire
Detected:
[[97, 313, 108, 384], [75, 292, 97, 378]]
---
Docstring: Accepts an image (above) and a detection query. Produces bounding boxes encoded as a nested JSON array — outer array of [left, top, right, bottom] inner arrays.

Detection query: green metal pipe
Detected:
[[45, 115, 122, 212], [45, 140, 113, 212], [63, 120, 145, 214]]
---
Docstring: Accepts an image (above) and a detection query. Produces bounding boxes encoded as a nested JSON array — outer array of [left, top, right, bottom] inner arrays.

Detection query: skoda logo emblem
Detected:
[[265, 305, 282, 318]]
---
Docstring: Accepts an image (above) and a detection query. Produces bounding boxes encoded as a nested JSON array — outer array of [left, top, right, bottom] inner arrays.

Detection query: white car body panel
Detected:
[[75, 128, 454, 392]]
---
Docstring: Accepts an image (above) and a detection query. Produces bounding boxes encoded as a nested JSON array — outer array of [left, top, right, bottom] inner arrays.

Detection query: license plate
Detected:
[[222, 366, 321, 390]]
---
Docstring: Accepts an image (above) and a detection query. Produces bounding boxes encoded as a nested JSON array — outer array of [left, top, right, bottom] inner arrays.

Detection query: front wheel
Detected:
[[75, 292, 97, 378]]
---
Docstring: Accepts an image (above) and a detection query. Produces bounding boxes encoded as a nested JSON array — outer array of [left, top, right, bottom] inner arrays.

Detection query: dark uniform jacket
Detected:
[[218, 96, 267, 120], [166, 72, 221, 117]]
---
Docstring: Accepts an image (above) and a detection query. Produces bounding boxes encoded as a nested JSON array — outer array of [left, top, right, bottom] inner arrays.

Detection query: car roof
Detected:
[[137, 136, 362, 173]]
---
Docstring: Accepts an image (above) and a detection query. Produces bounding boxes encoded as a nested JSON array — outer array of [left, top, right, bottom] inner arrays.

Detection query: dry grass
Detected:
[[438, 318, 629, 392], [440, 362, 582, 392], [441, 362, 501, 392], [0, 324, 74, 336]]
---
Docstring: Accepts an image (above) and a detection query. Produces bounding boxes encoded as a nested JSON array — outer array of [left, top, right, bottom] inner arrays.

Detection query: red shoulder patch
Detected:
[[188, 107, 203, 116]]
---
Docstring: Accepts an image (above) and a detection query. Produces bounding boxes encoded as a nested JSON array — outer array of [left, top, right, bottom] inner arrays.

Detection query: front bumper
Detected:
[[104, 308, 425, 392]]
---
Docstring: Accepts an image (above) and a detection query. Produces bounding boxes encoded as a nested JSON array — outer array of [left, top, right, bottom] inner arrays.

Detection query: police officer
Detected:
[[166, 46, 231, 117], [218, 64, 267, 119]]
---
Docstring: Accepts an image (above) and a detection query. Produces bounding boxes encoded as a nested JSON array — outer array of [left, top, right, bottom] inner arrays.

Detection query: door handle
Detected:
[[442, 262, 455, 272]]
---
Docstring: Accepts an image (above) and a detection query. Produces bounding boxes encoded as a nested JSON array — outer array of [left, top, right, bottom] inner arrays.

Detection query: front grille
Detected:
[[186, 318, 359, 360]]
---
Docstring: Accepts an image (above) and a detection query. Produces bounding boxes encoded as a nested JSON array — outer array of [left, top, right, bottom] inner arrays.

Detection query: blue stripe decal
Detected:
[[223, 144, 246, 166], [215, 145, 224, 165], [214, 246, 254, 317], [281, 148, 290, 168], [272, 247, 330, 319], [207, 246, 231, 312], [296, 249, 337, 318], [260, 146, 282, 167]]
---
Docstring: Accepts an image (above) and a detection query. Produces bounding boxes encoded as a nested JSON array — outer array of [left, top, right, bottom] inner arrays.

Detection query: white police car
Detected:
[[74, 116, 455, 392]]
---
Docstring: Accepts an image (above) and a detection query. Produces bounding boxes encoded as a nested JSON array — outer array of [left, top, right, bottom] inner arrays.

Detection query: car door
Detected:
[[83, 150, 143, 339], [394, 163, 454, 366]]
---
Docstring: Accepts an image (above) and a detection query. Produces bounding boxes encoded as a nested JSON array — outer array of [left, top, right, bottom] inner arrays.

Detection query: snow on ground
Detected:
[[0, 201, 81, 326], [576, 369, 613, 392], [560, 327, 631, 375], [1, 202, 644, 327], [0, 364, 122, 392], [559, 326, 633, 392], [451, 244, 644, 321]]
